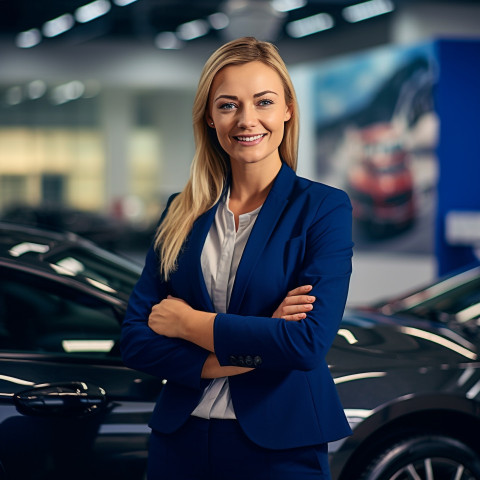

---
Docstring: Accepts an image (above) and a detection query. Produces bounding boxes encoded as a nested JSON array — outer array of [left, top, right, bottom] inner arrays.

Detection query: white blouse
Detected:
[[191, 190, 261, 419]]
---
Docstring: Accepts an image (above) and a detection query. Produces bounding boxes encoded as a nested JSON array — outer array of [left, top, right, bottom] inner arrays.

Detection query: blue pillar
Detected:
[[434, 39, 480, 275]]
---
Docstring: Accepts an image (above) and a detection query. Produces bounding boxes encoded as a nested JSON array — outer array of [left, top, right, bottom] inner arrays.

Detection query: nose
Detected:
[[237, 105, 258, 129]]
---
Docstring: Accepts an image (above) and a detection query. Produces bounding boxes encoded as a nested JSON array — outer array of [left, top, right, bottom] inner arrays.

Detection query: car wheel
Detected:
[[360, 435, 480, 480]]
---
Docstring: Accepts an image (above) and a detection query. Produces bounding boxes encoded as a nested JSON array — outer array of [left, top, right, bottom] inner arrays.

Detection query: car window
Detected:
[[0, 269, 121, 358], [45, 246, 141, 298], [379, 267, 480, 319], [404, 276, 480, 320]]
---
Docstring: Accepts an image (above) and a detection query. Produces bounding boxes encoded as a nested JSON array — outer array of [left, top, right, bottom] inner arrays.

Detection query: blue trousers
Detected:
[[147, 416, 331, 480]]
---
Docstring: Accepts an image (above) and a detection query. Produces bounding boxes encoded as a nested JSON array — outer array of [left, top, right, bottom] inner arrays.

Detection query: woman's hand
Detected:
[[272, 285, 315, 321], [148, 296, 192, 338], [148, 296, 216, 352], [200, 285, 316, 379]]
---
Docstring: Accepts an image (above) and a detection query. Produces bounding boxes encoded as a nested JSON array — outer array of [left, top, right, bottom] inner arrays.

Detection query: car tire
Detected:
[[359, 435, 480, 480]]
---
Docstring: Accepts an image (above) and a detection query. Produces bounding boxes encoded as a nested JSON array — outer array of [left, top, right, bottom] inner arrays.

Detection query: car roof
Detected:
[[0, 220, 109, 262], [1, 218, 94, 239]]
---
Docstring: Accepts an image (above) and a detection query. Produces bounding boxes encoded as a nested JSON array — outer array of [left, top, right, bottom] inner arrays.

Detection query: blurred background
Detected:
[[1, 0, 479, 304]]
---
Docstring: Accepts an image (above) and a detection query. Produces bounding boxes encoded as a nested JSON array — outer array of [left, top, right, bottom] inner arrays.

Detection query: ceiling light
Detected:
[[42, 13, 75, 38], [342, 0, 394, 23], [208, 12, 230, 30], [27, 80, 47, 100], [15, 28, 42, 48], [271, 0, 307, 13], [113, 0, 138, 5], [176, 19, 210, 41], [5, 86, 23, 106], [155, 32, 184, 50], [51, 81, 85, 105], [286, 13, 334, 38], [75, 0, 111, 23]]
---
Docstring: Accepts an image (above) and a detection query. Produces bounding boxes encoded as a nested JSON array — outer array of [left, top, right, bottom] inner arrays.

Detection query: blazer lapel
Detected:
[[228, 163, 296, 313], [175, 202, 219, 312]]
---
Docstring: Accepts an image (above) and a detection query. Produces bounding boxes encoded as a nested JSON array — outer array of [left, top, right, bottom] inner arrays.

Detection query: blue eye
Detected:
[[258, 99, 274, 106], [219, 102, 237, 110]]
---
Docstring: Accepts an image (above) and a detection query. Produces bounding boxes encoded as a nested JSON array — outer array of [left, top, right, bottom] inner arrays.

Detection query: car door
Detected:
[[0, 266, 161, 480]]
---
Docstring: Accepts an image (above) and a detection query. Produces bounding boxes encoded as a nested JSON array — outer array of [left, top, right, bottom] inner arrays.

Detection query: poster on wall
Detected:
[[311, 42, 438, 255]]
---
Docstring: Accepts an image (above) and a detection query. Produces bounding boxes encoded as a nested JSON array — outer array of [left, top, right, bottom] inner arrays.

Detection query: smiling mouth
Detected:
[[234, 134, 266, 142]]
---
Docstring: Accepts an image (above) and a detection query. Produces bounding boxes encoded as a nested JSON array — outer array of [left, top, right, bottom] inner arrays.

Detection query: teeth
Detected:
[[236, 134, 264, 142]]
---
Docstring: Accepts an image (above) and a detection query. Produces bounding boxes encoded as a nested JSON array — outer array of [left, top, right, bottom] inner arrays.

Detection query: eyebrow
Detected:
[[214, 90, 279, 103]]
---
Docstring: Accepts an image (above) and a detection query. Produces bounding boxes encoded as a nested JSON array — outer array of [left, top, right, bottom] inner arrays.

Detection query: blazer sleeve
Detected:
[[120, 199, 210, 390], [213, 188, 353, 372]]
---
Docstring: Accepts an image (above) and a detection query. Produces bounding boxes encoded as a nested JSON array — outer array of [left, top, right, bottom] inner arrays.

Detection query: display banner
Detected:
[[295, 38, 480, 276], [308, 42, 438, 256]]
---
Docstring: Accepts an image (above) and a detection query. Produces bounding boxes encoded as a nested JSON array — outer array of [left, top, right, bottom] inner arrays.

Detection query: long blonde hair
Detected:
[[155, 37, 300, 280]]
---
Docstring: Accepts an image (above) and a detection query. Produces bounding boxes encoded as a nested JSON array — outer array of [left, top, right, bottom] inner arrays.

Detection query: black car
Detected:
[[330, 265, 480, 479], [0, 222, 159, 480], [2, 222, 480, 479]]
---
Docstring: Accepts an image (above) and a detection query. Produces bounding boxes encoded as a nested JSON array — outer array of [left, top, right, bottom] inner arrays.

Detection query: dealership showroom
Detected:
[[1, 0, 480, 479]]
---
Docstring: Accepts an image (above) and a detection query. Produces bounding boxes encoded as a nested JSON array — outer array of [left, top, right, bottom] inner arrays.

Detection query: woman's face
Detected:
[[207, 61, 292, 169]]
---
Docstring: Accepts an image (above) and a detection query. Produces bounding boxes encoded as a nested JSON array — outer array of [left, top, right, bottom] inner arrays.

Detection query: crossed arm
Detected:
[[148, 285, 315, 379]]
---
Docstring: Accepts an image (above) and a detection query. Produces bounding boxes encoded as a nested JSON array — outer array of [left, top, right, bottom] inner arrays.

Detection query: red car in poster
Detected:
[[348, 123, 415, 237]]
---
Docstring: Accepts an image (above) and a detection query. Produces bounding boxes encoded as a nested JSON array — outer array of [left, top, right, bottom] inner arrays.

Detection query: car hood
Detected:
[[327, 308, 479, 375]]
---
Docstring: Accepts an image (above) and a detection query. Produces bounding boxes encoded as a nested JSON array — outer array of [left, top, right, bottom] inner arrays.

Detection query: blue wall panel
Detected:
[[435, 39, 480, 275]]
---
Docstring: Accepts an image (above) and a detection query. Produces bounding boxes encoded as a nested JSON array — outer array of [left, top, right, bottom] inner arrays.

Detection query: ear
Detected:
[[205, 113, 215, 128], [284, 104, 293, 122]]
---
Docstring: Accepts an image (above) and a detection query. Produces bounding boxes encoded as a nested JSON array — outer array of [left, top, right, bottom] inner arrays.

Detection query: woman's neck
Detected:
[[228, 157, 282, 219]]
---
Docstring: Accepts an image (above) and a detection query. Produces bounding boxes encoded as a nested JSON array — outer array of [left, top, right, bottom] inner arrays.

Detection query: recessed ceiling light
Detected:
[[271, 0, 307, 13], [75, 0, 111, 23], [42, 14, 75, 38], [15, 28, 42, 48], [155, 32, 184, 50], [113, 0, 138, 5], [342, 0, 394, 23], [286, 13, 334, 38], [51, 81, 85, 105], [27, 80, 48, 100], [5, 86, 23, 106], [208, 12, 230, 30], [176, 19, 210, 41]]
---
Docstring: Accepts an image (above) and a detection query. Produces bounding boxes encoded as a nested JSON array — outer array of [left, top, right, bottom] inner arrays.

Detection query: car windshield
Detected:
[[45, 246, 142, 298], [378, 266, 480, 323]]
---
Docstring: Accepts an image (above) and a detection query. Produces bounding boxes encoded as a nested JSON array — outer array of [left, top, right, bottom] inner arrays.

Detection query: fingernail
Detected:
[[308, 296, 315, 302]]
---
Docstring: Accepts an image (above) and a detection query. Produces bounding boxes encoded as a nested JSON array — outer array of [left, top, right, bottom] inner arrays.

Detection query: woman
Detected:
[[121, 37, 353, 480]]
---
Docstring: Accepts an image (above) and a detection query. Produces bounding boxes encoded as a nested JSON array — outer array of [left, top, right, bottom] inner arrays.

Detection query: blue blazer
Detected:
[[121, 163, 353, 449]]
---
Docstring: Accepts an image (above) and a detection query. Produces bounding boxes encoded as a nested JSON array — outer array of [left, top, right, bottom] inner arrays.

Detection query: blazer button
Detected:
[[237, 355, 245, 367], [253, 356, 263, 367], [229, 355, 238, 366], [245, 355, 253, 367]]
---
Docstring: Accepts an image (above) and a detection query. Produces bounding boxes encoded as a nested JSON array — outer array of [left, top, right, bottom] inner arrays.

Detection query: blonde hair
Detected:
[[155, 37, 300, 280]]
